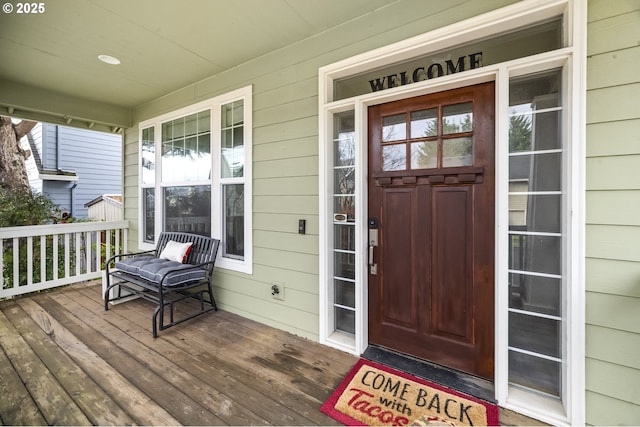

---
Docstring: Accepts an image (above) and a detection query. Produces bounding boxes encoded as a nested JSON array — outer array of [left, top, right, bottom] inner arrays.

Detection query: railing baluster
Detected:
[[85, 231, 92, 273], [12, 237, 19, 289], [0, 239, 3, 289], [75, 232, 82, 276], [27, 236, 33, 285], [64, 233, 70, 278], [40, 235, 46, 285], [95, 231, 101, 272], [53, 234, 59, 281]]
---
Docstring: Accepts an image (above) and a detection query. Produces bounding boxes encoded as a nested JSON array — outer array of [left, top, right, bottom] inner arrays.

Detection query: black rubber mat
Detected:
[[361, 345, 496, 403]]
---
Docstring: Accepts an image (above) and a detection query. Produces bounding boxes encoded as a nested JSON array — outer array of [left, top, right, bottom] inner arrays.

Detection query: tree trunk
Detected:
[[0, 116, 37, 194]]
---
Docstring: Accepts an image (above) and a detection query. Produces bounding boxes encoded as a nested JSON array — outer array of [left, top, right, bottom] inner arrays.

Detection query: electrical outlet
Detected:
[[270, 282, 285, 301]]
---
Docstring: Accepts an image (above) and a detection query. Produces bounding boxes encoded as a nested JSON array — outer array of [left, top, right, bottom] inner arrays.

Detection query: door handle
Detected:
[[369, 229, 378, 275]]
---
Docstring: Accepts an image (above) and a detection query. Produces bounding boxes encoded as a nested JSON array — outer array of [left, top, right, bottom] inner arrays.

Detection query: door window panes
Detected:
[[382, 114, 406, 141], [507, 69, 563, 398], [411, 141, 438, 169], [411, 109, 438, 138], [382, 144, 406, 171], [442, 136, 473, 167], [380, 102, 475, 171], [442, 102, 473, 134]]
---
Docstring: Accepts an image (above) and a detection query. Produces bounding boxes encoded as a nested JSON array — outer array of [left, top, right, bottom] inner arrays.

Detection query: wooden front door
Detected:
[[367, 82, 495, 379]]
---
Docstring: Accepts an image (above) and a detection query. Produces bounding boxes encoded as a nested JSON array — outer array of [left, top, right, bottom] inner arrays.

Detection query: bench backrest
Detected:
[[155, 232, 220, 275]]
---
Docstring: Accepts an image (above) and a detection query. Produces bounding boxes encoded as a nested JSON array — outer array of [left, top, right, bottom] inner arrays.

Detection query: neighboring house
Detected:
[[84, 194, 123, 222], [1, 1, 639, 425], [21, 123, 122, 219]]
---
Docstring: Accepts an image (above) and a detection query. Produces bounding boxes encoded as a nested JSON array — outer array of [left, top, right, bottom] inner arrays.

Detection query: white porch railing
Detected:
[[0, 220, 128, 299]]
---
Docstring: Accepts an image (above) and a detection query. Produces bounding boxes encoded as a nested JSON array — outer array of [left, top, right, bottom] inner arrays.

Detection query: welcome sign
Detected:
[[321, 359, 499, 426]]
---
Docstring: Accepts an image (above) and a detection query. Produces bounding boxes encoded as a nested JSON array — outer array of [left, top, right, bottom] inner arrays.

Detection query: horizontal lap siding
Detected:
[[125, 0, 518, 339], [586, 1, 640, 424]]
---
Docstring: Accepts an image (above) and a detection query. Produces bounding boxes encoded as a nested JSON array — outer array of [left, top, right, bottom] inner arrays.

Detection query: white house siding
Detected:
[[585, 1, 640, 425]]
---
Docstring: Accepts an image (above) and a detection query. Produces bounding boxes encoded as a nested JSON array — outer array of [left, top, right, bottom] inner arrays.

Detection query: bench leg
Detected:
[[207, 280, 217, 311], [152, 305, 161, 338]]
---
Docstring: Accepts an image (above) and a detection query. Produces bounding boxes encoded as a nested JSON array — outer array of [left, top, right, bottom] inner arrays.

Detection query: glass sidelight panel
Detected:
[[334, 224, 355, 251], [509, 311, 561, 358], [332, 111, 357, 335], [335, 279, 356, 307], [509, 350, 561, 396], [509, 272, 561, 316], [508, 69, 564, 398], [335, 306, 356, 334]]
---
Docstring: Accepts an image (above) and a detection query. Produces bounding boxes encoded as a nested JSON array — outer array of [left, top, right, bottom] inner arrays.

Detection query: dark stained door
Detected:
[[367, 82, 495, 379]]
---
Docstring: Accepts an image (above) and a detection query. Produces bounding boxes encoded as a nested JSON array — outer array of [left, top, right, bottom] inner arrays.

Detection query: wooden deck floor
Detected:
[[0, 282, 358, 426], [0, 282, 543, 426]]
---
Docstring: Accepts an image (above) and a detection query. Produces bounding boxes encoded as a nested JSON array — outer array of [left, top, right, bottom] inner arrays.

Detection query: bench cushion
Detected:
[[138, 259, 207, 287], [115, 256, 159, 275]]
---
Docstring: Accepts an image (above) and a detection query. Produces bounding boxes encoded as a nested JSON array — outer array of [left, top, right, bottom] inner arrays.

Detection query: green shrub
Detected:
[[0, 188, 60, 227]]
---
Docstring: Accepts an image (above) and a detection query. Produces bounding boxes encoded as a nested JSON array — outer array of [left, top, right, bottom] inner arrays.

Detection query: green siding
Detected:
[[586, 0, 640, 424], [586, 391, 640, 426], [124, 0, 518, 340], [117, 0, 640, 422]]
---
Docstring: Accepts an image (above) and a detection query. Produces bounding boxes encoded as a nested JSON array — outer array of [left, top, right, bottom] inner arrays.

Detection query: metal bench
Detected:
[[104, 232, 220, 337]]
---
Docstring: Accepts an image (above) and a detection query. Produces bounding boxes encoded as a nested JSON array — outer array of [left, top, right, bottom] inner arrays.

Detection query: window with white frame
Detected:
[[139, 86, 252, 273]]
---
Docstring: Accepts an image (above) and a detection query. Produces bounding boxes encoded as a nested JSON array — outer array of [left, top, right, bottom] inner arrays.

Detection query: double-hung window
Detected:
[[138, 86, 252, 274]]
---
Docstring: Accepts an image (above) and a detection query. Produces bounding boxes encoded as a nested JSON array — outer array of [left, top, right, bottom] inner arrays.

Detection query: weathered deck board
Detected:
[[0, 304, 91, 425], [0, 282, 546, 426], [16, 296, 181, 426], [48, 289, 277, 425], [7, 300, 134, 426], [0, 282, 355, 425], [79, 285, 344, 425], [0, 310, 47, 426]]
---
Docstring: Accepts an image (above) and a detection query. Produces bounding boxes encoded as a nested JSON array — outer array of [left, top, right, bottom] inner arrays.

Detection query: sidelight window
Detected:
[[507, 69, 564, 398], [332, 111, 357, 335]]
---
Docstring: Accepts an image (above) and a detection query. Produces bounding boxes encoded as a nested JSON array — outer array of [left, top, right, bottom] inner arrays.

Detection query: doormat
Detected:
[[321, 359, 499, 426]]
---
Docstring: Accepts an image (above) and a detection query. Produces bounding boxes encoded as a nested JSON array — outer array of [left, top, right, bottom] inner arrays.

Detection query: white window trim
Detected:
[[138, 85, 253, 275], [318, 0, 585, 425]]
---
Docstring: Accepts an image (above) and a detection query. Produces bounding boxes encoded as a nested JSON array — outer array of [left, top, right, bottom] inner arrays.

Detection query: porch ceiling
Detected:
[[0, 0, 393, 130]]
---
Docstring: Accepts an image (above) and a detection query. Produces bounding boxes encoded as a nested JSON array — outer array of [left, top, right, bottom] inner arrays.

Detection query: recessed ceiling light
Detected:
[[98, 54, 121, 65]]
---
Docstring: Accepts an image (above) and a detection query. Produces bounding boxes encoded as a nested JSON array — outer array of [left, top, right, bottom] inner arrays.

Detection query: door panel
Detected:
[[368, 82, 495, 379]]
